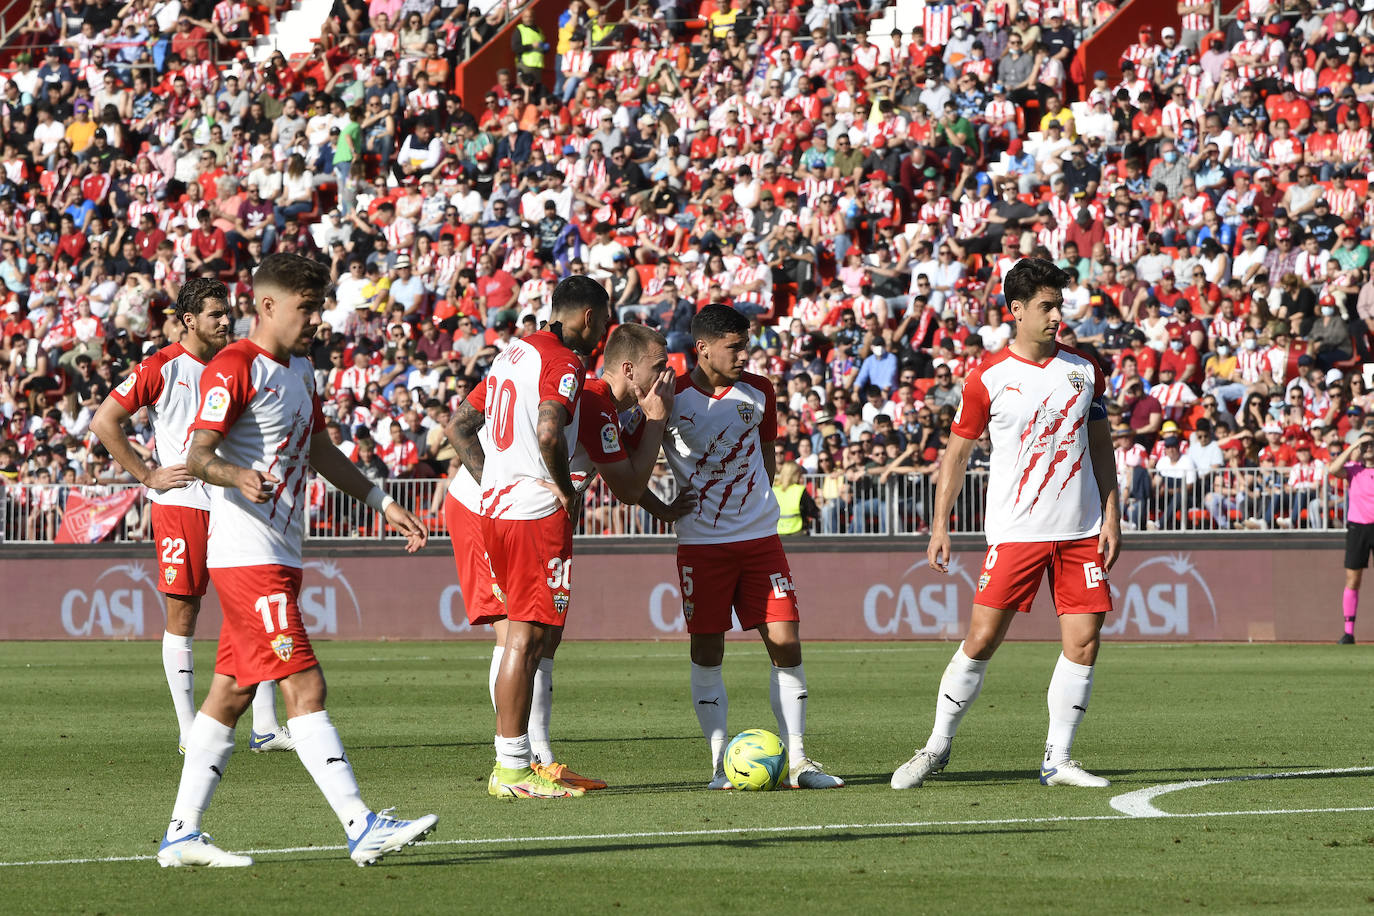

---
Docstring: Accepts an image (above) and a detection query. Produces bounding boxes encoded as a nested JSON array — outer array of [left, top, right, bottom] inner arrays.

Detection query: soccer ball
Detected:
[[723, 729, 788, 791]]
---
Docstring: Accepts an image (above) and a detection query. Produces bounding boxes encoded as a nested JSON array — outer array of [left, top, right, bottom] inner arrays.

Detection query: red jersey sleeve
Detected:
[[951, 371, 991, 439], [743, 372, 778, 442], [538, 353, 584, 419], [577, 386, 628, 464], [466, 376, 488, 412], [189, 347, 257, 437], [109, 350, 169, 412], [1092, 360, 1106, 399]]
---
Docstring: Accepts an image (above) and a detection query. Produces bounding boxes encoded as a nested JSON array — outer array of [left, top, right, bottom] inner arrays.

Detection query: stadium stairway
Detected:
[[248, 0, 334, 63]]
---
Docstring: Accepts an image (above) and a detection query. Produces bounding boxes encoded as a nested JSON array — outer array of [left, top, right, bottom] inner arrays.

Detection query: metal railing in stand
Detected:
[[0, 466, 1353, 544]]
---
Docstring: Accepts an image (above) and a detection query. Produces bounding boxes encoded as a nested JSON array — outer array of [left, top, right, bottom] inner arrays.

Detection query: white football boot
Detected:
[[1039, 760, 1110, 787], [890, 747, 950, 789], [786, 758, 844, 789], [157, 832, 253, 868]]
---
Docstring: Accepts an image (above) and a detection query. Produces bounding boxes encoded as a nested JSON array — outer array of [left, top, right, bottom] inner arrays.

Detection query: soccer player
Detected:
[[642, 303, 843, 790], [1326, 432, 1374, 644], [444, 322, 687, 792], [90, 278, 294, 754], [156, 254, 437, 868], [447, 275, 611, 799], [891, 257, 1121, 791]]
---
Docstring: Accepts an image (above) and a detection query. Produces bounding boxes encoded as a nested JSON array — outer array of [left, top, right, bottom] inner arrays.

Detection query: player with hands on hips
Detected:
[[446, 276, 614, 800], [442, 322, 678, 794], [156, 254, 435, 869], [89, 278, 295, 756], [894, 257, 1122, 792]]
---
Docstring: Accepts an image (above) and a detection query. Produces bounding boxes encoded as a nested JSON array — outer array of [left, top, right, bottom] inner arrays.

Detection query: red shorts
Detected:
[[675, 535, 800, 635], [210, 565, 319, 687], [150, 503, 211, 597], [480, 511, 573, 627], [974, 536, 1114, 615], [444, 493, 506, 626]]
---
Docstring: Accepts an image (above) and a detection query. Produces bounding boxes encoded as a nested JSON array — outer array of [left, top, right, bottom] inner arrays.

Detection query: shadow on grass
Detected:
[[387, 825, 1059, 867], [348, 735, 704, 752]]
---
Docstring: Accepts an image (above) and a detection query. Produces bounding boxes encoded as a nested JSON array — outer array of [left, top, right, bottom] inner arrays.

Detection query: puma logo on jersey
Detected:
[[262, 387, 281, 398], [215, 373, 234, 385], [1005, 384, 1023, 395], [679, 413, 697, 427], [175, 381, 192, 390]]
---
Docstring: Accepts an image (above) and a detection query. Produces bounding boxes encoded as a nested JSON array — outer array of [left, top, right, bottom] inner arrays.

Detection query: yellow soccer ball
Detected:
[[724, 729, 788, 791]]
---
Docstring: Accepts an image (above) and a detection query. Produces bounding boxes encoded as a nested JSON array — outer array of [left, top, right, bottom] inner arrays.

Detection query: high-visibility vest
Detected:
[[516, 24, 546, 70], [774, 483, 805, 535]]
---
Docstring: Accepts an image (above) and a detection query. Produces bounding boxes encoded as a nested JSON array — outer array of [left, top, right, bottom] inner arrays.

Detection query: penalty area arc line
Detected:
[[5, 802, 1374, 869], [1109, 765, 1374, 818]]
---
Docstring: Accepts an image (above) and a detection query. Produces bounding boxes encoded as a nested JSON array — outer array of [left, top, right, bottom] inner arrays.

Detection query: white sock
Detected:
[[924, 643, 989, 758], [167, 713, 235, 840], [495, 733, 531, 769], [252, 680, 281, 733], [289, 710, 371, 840], [690, 663, 729, 772], [161, 631, 196, 745], [1044, 654, 1094, 767], [488, 645, 505, 712], [529, 658, 555, 765], [769, 664, 808, 765]]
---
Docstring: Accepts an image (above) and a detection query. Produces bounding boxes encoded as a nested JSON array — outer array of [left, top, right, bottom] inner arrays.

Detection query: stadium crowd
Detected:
[[2, 0, 1374, 540]]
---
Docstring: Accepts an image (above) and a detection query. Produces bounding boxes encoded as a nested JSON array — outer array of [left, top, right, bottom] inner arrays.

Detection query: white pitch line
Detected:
[[6, 803, 1374, 869], [1109, 765, 1374, 817]]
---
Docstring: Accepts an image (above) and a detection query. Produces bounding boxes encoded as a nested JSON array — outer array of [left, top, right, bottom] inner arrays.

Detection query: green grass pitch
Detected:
[[1, 640, 1372, 914]]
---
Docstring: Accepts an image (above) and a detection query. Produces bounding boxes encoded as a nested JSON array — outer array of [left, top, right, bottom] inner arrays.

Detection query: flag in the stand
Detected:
[[54, 489, 143, 544]]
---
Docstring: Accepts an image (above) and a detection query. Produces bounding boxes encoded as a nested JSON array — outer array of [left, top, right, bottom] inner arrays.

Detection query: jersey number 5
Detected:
[[486, 379, 519, 452]]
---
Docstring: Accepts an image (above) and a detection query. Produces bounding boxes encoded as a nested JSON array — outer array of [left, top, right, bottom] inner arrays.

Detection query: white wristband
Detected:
[[365, 487, 395, 513]]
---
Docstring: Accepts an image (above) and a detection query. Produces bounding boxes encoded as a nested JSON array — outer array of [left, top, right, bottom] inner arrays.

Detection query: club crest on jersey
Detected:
[[736, 402, 755, 424], [552, 592, 569, 616], [200, 386, 231, 422], [163, 566, 178, 586], [600, 422, 620, 453], [269, 634, 294, 662], [1066, 369, 1089, 393], [558, 372, 578, 400], [115, 371, 137, 397], [683, 598, 695, 621], [978, 572, 991, 591]]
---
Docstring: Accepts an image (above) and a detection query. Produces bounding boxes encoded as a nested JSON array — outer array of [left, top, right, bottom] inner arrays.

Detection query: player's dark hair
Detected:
[[1003, 257, 1071, 306], [253, 252, 330, 297], [174, 277, 228, 320], [691, 303, 749, 342], [604, 323, 665, 368], [550, 274, 610, 318]]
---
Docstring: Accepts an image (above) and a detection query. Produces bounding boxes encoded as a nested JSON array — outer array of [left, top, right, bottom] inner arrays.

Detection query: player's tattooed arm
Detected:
[[537, 399, 579, 517], [187, 428, 278, 503], [446, 400, 487, 482]]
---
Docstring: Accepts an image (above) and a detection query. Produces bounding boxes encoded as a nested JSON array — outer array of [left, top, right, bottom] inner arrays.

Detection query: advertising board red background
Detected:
[[1, 541, 1340, 643]]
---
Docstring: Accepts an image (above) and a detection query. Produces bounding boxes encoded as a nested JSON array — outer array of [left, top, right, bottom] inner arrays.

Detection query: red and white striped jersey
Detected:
[[1288, 460, 1325, 491], [1106, 223, 1144, 263], [189, 340, 325, 568], [182, 61, 216, 94], [1037, 225, 1067, 260], [130, 171, 164, 197], [1179, 69, 1213, 104], [382, 216, 414, 249], [1153, 380, 1199, 421], [1181, 7, 1210, 30], [574, 156, 608, 195], [213, 0, 247, 30], [471, 329, 584, 520], [951, 344, 1107, 543], [1269, 136, 1303, 166], [1295, 249, 1328, 284], [1209, 315, 1244, 343], [127, 200, 160, 227], [336, 364, 378, 399], [561, 50, 592, 77], [1161, 100, 1201, 138], [1327, 186, 1358, 218], [654, 371, 778, 546], [984, 98, 1016, 126], [958, 196, 993, 237], [731, 260, 767, 305], [407, 88, 440, 114], [1337, 127, 1370, 164], [923, 5, 953, 47], [108, 342, 210, 509], [1235, 346, 1268, 383], [1179, 191, 1212, 227]]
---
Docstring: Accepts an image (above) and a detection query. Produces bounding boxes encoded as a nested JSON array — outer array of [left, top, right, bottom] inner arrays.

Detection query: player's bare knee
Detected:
[[541, 626, 564, 658], [279, 666, 327, 717], [1062, 636, 1100, 666], [1345, 568, 1363, 590], [164, 595, 200, 637], [690, 634, 725, 667]]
